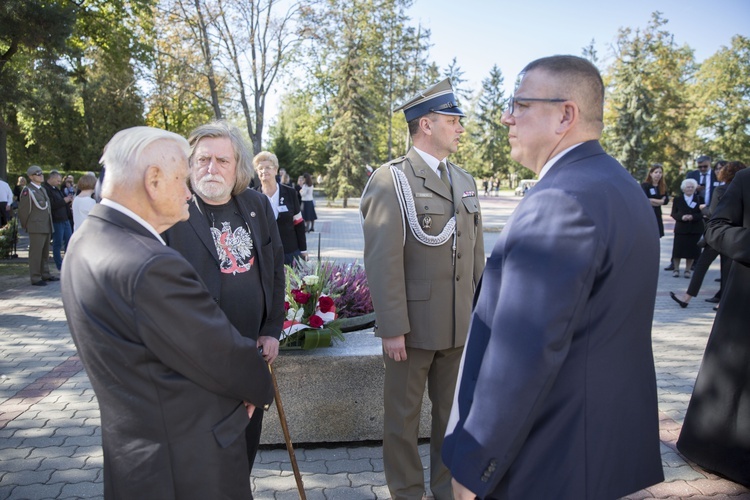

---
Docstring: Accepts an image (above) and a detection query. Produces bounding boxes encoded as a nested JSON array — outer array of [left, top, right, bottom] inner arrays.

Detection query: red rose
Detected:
[[292, 289, 311, 305], [308, 315, 324, 328], [318, 296, 334, 313], [284, 301, 290, 311]]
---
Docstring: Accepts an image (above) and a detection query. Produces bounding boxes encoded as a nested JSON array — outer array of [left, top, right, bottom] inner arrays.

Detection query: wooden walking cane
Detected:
[[269, 363, 306, 499]]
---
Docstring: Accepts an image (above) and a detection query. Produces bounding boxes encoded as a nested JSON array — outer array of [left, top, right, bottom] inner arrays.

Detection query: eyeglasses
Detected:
[[30, 172, 43, 176], [506, 95, 568, 116], [255, 165, 277, 172]]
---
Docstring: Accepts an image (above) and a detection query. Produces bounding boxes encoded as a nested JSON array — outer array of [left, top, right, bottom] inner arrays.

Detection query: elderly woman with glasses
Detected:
[[253, 152, 307, 265], [670, 178, 704, 278]]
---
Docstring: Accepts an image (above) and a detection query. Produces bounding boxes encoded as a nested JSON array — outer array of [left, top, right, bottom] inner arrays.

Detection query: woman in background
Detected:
[[254, 152, 307, 265], [670, 178, 704, 278], [71, 174, 97, 231], [642, 163, 669, 238], [299, 173, 317, 233]]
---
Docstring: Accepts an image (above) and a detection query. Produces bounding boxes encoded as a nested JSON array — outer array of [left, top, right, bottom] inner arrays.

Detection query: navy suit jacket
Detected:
[[443, 141, 664, 499], [61, 204, 273, 498], [687, 168, 717, 205]]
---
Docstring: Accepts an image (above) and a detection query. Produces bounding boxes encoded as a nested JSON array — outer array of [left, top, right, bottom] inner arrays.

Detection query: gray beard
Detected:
[[193, 177, 232, 203]]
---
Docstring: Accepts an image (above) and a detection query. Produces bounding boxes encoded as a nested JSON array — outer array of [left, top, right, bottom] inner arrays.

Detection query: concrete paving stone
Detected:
[[346, 445, 382, 460], [373, 484, 391, 499], [0, 437, 24, 450], [20, 436, 67, 449], [72, 409, 99, 420], [0, 457, 42, 473], [82, 455, 103, 470], [58, 481, 102, 498], [662, 464, 707, 482], [646, 479, 702, 497], [0, 469, 54, 487], [27, 446, 77, 460], [62, 435, 101, 448], [662, 451, 689, 468], [370, 457, 384, 472], [70, 446, 103, 459], [325, 458, 373, 474], [48, 467, 99, 484], [687, 478, 750, 496], [348, 470, 387, 488], [622, 489, 656, 499], [303, 447, 349, 462], [273, 488, 326, 500], [252, 465, 283, 478], [0, 447, 31, 462], [323, 485, 374, 499], [295, 459, 328, 474], [258, 448, 293, 464], [5, 482, 63, 500], [254, 472, 296, 493], [37, 456, 90, 472], [52, 425, 95, 437], [297, 472, 350, 490]]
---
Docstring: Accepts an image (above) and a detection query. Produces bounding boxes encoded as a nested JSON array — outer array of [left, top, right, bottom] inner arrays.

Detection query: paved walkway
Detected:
[[1, 194, 748, 499]]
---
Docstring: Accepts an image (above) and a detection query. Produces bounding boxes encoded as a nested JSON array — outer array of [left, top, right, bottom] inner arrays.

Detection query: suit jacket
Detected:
[[18, 184, 53, 234], [443, 141, 664, 499], [671, 194, 705, 234], [687, 168, 718, 204], [678, 167, 750, 486], [61, 204, 274, 499], [256, 183, 307, 254], [163, 189, 286, 341], [361, 147, 485, 350]]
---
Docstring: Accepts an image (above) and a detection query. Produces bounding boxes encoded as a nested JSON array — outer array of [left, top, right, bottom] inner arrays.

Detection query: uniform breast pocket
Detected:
[[461, 197, 480, 240], [415, 203, 446, 234]]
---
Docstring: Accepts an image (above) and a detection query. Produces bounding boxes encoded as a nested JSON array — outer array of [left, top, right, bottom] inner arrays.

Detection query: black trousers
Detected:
[[245, 407, 264, 473], [687, 245, 727, 298]]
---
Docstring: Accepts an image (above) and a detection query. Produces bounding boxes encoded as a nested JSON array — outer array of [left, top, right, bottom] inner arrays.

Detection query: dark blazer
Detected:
[[61, 204, 274, 499], [163, 189, 285, 341], [671, 193, 705, 234], [443, 141, 664, 499], [687, 168, 718, 204], [678, 168, 750, 487], [256, 183, 307, 255]]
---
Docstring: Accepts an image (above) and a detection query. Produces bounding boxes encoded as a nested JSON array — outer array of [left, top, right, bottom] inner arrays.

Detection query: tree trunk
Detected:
[[194, 0, 222, 119]]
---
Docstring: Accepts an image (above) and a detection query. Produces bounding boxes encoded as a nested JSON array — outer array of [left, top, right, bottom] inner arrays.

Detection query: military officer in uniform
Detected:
[[18, 165, 57, 286], [360, 79, 485, 500]]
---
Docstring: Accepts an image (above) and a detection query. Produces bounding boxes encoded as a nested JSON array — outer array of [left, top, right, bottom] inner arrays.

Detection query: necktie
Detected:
[[700, 174, 706, 185], [438, 162, 452, 194]]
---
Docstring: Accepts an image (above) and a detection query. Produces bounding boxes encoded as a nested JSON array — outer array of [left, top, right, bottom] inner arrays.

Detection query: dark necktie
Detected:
[[438, 162, 452, 194], [700, 174, 706, 186]]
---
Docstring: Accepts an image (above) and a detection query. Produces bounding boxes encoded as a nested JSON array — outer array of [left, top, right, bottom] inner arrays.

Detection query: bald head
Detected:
[[522, 55, 604, 136]]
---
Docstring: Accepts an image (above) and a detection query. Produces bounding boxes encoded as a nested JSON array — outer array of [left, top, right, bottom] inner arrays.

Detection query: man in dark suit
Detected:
[[443, 55, 664, 500], [361, 79, 485, 500], [687, 155, 718, 206], [61, 126, 273, 498], [163, 121, 285, 475]]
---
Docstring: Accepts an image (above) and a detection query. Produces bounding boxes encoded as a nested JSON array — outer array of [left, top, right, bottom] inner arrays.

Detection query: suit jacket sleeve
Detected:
[[361, 166, 411, 337], [257, 193, 286, 340], [444, 189, 600, 497], [291, 189, 307, 252], [134, 251, 274, 406], [705, 169, 750, 265]]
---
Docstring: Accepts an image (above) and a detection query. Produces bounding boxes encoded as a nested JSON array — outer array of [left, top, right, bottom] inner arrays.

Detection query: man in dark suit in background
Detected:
[[62, 126, 273, 498], [687, 155, 718, 206], [443, 55, 664, 499], [163, 121, 285, 475]]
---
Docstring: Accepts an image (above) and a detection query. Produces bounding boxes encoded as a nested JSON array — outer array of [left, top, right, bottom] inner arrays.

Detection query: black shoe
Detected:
[[669, 291, 688, 308], [664, 263, 674, 271], [705, 296, 720, 303], [44, 276, 60, 282], [714, 278, 721, 282], [32, 280, 47, 287], [713, 306, 719, 311]]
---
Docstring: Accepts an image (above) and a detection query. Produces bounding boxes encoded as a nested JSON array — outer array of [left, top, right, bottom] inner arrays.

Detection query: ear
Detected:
[[556, 102, 579, 134], [419, 116, 433, 136], [143, 165, 163, 200]]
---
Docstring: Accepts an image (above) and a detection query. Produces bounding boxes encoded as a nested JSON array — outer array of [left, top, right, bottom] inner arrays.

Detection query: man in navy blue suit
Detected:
[[443, 55, 664, 499], [687, 155, 718, 206]]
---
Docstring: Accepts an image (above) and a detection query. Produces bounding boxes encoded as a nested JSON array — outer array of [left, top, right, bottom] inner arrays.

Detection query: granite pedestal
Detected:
[[260, 330, 432, 445]]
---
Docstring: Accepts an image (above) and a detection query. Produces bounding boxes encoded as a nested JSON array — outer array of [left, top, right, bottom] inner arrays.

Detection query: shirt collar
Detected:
[[538, 142, 584, 179], [413, 146, 448, 176], [101, 198, 166, 245]]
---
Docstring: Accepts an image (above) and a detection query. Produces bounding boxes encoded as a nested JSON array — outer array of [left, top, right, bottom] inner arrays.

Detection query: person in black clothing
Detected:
[[254, 151, 308, 265], [669, 178, 704, 278], [642, 163, 669, 238], [43, 170, 73, 270]]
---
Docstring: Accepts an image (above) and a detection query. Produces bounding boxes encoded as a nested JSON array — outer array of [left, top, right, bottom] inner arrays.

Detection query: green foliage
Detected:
[[471, 65, 511, 179]]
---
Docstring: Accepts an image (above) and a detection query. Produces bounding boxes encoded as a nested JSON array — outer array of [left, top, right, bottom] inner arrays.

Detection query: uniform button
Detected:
[[455, 208, 459, 214], [214, 298, 220, 303], [457, 231, 461, 237], [457, 252, 462, 259], [425, 206, 429, 210], [456, 276, 460, 281]]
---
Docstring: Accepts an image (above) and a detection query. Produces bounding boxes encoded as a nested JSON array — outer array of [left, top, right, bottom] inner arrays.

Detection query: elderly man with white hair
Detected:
[[61, 126, 273, 499]]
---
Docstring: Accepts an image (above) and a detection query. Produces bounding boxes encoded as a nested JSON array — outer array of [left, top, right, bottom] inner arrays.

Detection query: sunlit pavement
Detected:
[[1, 193, 748, 499]]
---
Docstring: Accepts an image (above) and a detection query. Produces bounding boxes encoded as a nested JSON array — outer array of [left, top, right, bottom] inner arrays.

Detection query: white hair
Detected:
[[680, 178, 698, 191], [99, 126, 189, 191]]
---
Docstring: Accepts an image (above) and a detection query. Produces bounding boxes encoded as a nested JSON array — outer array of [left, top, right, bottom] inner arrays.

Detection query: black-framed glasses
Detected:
[[506, 95, 568, 116], [30, 172, 43, 176]]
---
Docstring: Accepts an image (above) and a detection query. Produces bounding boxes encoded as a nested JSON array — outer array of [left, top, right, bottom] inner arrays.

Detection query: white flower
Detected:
[[286, 308, 304, 321], [302, 275, 319, 286]]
